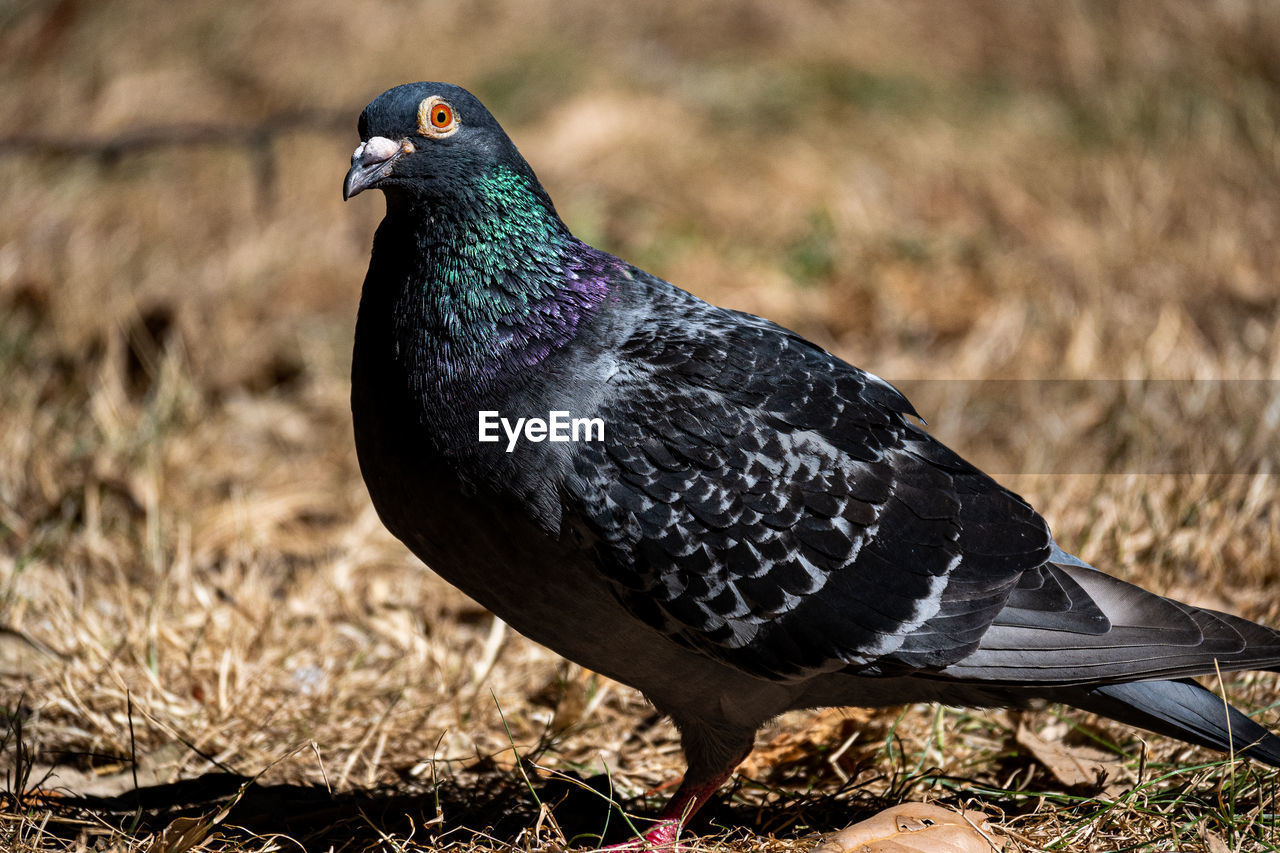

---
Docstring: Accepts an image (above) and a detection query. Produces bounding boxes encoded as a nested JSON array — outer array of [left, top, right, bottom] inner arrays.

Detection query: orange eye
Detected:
[[417, 97, 459, 137]]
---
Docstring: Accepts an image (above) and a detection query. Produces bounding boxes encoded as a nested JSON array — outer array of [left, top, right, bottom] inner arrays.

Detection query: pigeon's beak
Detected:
[[343, 136, 410, 200]]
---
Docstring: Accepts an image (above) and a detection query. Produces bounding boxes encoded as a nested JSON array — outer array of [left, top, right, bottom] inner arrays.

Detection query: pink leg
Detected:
[[599, 761, 743, 850]]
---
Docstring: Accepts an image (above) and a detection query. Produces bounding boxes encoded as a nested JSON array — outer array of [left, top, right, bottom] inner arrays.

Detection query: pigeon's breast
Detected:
[[351, 285, 625, 537]]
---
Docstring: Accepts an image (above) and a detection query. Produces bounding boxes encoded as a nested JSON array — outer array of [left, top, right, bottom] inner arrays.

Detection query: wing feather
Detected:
[[565, 275, 1051, 678]]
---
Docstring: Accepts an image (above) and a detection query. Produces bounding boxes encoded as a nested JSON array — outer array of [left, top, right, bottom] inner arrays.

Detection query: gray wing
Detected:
[[564, 274, 1280, 689], [563, 277, 1051, 679]]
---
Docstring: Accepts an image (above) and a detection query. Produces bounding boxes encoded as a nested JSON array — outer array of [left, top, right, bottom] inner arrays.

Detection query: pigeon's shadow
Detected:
[[38, 766, 891, 850], [44, 768, 598, 850]]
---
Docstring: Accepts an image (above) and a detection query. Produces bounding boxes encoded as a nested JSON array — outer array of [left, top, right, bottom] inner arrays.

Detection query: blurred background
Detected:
[[2, 1, 1279, 850]]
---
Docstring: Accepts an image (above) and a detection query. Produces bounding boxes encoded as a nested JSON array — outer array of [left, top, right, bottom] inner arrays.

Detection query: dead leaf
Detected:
[[145, 815, 216, 853], [1203, 828, 1231, 853], [143, 772, 255, 853], [1015, 721, 1126, 794], [813, 802, 1003, 853]]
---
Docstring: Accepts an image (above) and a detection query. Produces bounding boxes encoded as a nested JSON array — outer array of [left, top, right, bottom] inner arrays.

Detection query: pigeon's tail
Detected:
[[1054, 679, 1280, 768]]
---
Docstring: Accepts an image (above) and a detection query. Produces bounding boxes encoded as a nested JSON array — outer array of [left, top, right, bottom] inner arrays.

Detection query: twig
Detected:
[[0, 109, 353, 213], [0, 110, 350, 160]]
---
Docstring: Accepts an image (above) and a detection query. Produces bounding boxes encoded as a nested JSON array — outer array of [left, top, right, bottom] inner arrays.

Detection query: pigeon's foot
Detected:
[[594, 764, 736, 851], [598, 818, 680, 851]]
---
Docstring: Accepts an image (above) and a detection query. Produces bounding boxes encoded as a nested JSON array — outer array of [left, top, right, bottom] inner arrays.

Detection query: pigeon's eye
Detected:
[[417, 97, 459, 138]]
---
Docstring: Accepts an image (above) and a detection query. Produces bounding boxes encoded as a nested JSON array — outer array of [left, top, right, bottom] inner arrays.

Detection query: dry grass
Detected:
[[2, 1, 1279, 850]]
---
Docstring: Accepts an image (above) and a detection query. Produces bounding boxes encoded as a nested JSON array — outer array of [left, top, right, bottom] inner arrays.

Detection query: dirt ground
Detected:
[[2, 1, 1279, 850]]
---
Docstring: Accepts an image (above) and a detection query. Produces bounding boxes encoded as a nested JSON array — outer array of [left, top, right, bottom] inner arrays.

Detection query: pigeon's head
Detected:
[[343, 82, 539, 204]]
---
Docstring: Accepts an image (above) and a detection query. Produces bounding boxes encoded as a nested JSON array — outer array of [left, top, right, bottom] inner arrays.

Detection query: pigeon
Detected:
[[344, 82, 1280, 848]]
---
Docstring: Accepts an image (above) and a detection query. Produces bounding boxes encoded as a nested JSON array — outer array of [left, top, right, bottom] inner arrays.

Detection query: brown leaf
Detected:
[[812, 802, 1004, 853], [1015, 722, 1126, 792], [1203, 829, 1231, 853], [145, 815, 216, 853], [143, 773, 253, 853]]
